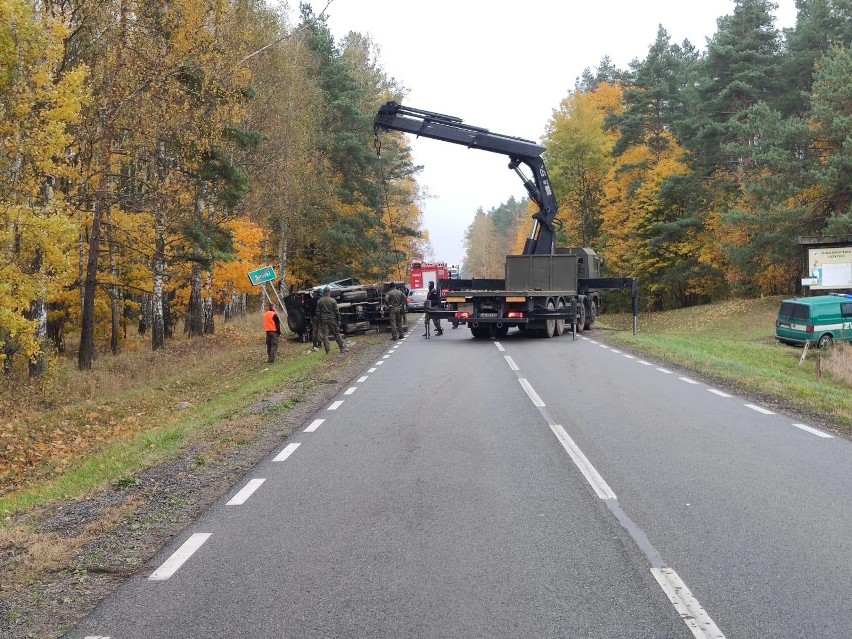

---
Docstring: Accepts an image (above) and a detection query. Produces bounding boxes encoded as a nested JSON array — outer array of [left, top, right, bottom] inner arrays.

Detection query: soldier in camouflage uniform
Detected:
[[316, 287, 348, 354], [385, 283, 405, 341]]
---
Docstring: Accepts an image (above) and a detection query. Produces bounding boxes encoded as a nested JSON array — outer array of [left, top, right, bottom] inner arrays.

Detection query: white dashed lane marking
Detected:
[[745, 403, 775, 415], [328, 400, 344, 410], [504, 355, 519, 371], [793, 423, 834, 438], [273, 442, 301, 461], [227, 478, 265, 505], [708, 389, 731, 398], [368, 367, 377, 373], [518, 378, 546, 407], [679, 377, 699, 385], [357, 376, 368, 383], [304, 419, 324, 433], [656, 367, 673, 374], [344, 387, 357, 395], [149, 533, 211, 581]]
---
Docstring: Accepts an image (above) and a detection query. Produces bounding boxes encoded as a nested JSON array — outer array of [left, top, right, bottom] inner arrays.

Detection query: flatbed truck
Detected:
[[373, 102, 637, 338]]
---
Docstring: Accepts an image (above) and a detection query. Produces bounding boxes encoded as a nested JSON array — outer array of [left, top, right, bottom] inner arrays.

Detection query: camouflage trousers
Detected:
[[388, 306, 404, 338], [319, 318, 345, 353]]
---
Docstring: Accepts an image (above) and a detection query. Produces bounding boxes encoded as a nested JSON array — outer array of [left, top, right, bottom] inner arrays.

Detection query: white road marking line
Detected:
[[273, 442, 301, 461], [637, 360, 652, 366], [610, 349, 621, 354], [504, 355, 519, 371], [598, 344, 610, 349], [589, 340, 599, 344], [793, 423, 834, 438], [344, 387, 357, 395], [656, 367, 673, 374], [679, 377, 699, 384], [708, 389, 731, 398], [227, 478, 265, 505], [494, 342, 505, 352], [652, 567, 726, 639], [581, 337, 590, 341], [375, 361, 385, 366], [518, 378, 545, 407], [357, 376, 368, 383], [382, 354, 391, 359], [548, 424, 616, 500], [149, 533, 211, 581], [85, 636, 111, 639], [328, 400, 343, 410], [368, 367, 377, 373], [745, 403, 775, 415], [304, 419, 324, 433], [623, 354, 636, 359]]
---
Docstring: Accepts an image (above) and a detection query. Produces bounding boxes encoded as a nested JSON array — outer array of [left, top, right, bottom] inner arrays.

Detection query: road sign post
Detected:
[[248, 266, 289, 333]]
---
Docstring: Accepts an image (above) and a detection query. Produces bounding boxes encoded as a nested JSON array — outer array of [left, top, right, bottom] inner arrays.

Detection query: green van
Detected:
[[775, 294, 852, 347]]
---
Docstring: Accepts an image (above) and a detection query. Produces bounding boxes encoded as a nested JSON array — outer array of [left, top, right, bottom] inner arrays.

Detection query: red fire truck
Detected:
[[408, 261, 450, 292]]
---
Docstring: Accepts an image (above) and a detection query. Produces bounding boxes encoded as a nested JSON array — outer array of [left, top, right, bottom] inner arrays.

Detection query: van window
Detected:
[[779, 302, 795, 319], [791, 304, 810, 321], [842, 302, 852, 318]]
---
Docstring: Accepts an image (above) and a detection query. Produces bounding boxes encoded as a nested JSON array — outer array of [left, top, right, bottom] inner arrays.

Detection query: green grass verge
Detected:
[[0, 351, 325, 519]]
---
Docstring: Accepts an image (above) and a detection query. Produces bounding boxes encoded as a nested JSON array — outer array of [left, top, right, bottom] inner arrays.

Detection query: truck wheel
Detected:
[[491, 324, 509, 338], [585, 299, 597, 330], [470, 325, 488, 339], [576, 301, 587, 334], [543, 301, 556, 338], [287, 307, 305, 334], [555, 299, 565, 336]]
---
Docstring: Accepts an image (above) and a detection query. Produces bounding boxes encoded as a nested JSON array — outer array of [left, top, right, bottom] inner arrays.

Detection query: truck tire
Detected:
[[341, 289, 368, 302], [585, 299, 597, 330], [470, 325, 488, 339], [287, 307, 305, 334], [576, 300, 587, 334], [543, 300, 556, 338], [555, 299, 565, 336]]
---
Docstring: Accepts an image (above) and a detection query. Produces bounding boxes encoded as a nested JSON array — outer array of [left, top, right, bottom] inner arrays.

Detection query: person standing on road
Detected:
[[385, 283, 405, 341], [306, 289, 321, 349], [316, 287, 348, 354], [263, 303, 281, 363], [424, 281, 443, 336]]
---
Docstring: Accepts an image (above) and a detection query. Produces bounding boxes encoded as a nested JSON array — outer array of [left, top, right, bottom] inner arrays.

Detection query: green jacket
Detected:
[[316, 295, 341, 323], [385, 288, 405, 308]]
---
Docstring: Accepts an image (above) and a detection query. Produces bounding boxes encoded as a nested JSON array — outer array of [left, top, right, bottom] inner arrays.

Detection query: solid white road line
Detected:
[[504, 355, 519, 371], [548, 424, 616, 500], [708, 389, 731, 398], [368, 367, 377, 373], [793, 423, 834, 438], [651, 567, 726, 639], [494, 342, 505, 352], [357, 376, 368, 383], [304, 419, 324, 433], [227, 478, 265, 505], [344, 387, 357, 395], [745, 403, 775, 415], [656, 367, 673, 374], [328, 400, 343, 410], [518, 378, 546, 407], [149, 533, 211, 581], [273, 442, 301, 462]]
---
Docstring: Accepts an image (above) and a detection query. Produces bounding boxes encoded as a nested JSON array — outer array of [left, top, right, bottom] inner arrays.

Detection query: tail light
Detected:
[[507, 311, 525, 319], [455, 312, 471, 319], [806, 325, 814, 333]]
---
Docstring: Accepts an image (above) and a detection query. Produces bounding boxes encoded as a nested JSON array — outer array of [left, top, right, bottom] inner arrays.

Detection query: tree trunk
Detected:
[[78, 177, 106, 370], [203, 271, 214, 335], [188, 262, 203, 336], [108, 207, 120, 355], [152, 213, 166, 351]]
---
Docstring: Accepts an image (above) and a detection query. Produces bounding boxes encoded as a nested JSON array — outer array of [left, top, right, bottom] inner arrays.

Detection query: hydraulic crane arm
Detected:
[[374, 102, 559, 255]]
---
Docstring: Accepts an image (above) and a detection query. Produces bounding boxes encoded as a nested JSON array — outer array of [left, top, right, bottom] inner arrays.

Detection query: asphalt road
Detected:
[[69, 318, 852, 639]]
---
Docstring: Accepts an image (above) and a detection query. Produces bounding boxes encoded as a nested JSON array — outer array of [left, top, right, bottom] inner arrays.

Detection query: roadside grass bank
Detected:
[[598, 296, 852, 431], [1, 315, 356, 518]]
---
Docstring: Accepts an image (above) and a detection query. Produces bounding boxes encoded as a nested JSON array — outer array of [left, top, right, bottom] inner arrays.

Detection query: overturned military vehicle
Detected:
[[283, 279, 407, 341]]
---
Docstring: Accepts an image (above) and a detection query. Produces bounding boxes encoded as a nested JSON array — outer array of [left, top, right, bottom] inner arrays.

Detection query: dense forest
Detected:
[[462, 0, 851, 311], [1, 0, 850, 378]]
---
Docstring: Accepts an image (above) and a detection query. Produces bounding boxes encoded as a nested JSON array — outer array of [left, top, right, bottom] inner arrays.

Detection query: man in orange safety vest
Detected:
[[263, 303, 281, 362]]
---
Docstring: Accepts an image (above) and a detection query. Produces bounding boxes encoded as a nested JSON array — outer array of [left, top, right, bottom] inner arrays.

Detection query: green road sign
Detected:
[[248, 265, 277, 286]]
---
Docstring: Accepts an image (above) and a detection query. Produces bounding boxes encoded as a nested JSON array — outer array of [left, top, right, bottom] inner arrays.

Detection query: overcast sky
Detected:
[[300, 0, 798, 266]]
